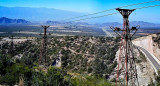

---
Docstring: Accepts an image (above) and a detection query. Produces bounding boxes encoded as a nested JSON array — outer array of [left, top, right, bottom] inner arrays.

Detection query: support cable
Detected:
[[64, 0, 160, 20], [70, 5, 160, 22]]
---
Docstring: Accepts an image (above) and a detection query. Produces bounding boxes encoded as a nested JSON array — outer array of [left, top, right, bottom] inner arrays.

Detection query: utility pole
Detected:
[[110, 8, 139, 86], [39, 25, 50, 65]]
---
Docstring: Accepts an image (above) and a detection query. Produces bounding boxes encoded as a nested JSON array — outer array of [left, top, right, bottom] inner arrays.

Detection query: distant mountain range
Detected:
[[0, 6, 84, 22], [0, 17, 159, 28], [130, 21, 160, 28], [46, 20, 160, 28], [0, 17, 30, 24], [0, 6, 160, 27]]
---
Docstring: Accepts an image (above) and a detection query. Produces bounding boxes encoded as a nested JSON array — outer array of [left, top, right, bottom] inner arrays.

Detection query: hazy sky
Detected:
[[0, 0, 160, 23]]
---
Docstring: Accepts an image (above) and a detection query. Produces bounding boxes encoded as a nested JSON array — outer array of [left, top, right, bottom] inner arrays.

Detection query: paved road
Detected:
[[102, 28, 115, 37], [138, 46, 160, 71]]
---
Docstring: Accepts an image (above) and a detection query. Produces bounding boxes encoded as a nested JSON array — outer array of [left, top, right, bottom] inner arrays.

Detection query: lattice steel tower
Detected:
[[39, 25, 50, 65], [110, 8, 139, 86]]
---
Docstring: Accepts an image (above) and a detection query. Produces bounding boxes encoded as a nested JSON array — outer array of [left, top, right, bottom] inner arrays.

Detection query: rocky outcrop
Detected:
[[133, 34, 160, 61], [132, 34, 157, 54], [132, 34, 160, 85]]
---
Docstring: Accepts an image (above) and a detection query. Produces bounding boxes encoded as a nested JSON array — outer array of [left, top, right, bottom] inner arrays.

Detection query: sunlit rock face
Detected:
[[132, 34, 157, 54]]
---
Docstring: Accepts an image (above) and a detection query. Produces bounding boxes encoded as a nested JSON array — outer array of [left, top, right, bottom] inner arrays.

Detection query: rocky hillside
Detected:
[[133, 33, 160, 61], [153, 33, 160, 60], [132, 33, 160, 85], [0, 36, 119, 75], [0, 36, 120, 85], [1, 35, 160, 85], [44, 36, 119, 75]]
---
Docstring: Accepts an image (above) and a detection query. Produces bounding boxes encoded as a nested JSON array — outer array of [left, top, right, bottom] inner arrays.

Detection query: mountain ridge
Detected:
[[0, 16, 160, 28], [0, 6, 85, 22], [0, 17, 30, 24], [46, 20, 160, 28]]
